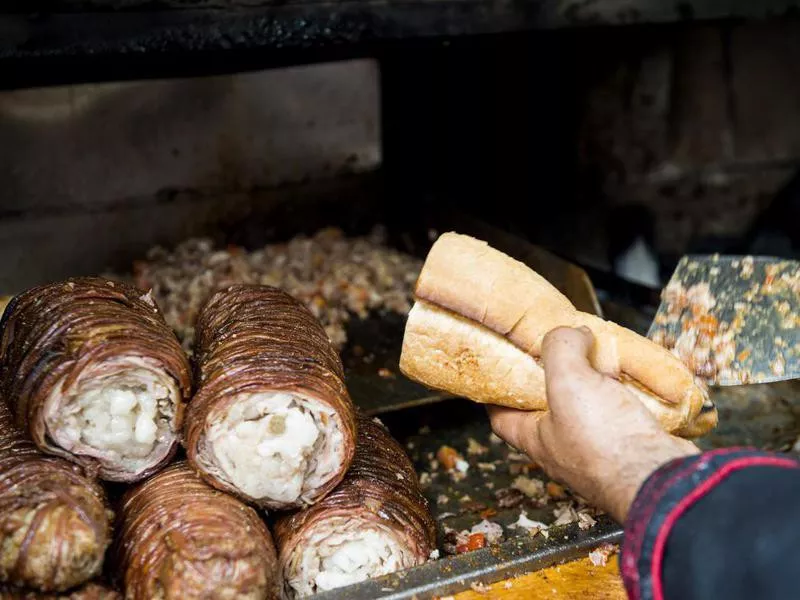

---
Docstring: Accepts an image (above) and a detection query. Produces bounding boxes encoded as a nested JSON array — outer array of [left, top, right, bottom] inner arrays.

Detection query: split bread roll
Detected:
[[400, 233, 716, 436]]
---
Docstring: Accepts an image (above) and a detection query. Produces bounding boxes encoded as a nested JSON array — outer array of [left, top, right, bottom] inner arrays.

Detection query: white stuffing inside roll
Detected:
[[285, 517, 416, 598], [44, 356, 179, 477], [203, 393, 343, 505]]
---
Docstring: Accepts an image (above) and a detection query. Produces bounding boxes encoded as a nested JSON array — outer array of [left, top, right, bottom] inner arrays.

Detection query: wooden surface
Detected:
[[453, 557, 626, 600]]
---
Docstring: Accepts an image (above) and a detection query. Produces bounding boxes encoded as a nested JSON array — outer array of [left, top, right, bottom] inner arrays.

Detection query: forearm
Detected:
[[621, 448, 800, 600]]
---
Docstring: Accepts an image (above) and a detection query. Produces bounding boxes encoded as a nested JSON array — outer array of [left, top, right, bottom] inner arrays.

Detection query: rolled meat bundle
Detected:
[[400, 233, 716, 436], [0, 401, 112, 592], [185, 285, 357, 510], [274, 414, 436, 598], [0, 582, 121, 600], [0, 277, 192, 482], [115, 461, 279, 600]]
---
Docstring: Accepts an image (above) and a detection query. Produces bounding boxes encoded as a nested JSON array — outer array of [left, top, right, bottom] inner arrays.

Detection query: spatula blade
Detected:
[[648, 255, 800, 386]]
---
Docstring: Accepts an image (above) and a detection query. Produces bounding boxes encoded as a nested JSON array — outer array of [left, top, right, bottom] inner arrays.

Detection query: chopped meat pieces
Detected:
[[436, 446, 460, 471], [466, 438, 489, 456], [125, 227, 422, 353], [470, 520, 503, 545], [553, 504, 579, 526], [546, 481, 567, 499], [512, 476, 546, 501], [495, 487, 527, 509], [470, 581, 491, 594], [508, 511, 549, 537], [577, 512, 597, 530], [588, 544, 619, 567]]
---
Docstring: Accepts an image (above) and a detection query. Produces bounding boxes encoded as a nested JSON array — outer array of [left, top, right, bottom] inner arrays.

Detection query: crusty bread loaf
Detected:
[[401, 232, 715, 436]]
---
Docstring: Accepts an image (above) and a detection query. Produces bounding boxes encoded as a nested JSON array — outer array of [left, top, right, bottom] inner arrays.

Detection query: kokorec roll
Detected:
[[0, 401, 112, 592], [274, 414, 436, 598], [185, 285, 357, 510], [115, 461, 279, 600], [0, 277, 192, 482]]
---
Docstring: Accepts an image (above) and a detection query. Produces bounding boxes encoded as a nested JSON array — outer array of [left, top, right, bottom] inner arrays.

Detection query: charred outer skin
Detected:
[[0, 402, 112, 593], [0, 582, 121, 599], [185, 284, 357, 510], [273, 414, 436, 595], [115, 461, 279, 600], [0, 277, 192, 482]]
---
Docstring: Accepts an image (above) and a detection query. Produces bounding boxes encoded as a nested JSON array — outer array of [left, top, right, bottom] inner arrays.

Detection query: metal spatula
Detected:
[[647, 255, 800, 386]]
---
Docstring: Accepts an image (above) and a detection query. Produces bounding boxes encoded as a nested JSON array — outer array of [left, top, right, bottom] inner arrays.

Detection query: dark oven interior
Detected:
[[2, 3, 800, 598]]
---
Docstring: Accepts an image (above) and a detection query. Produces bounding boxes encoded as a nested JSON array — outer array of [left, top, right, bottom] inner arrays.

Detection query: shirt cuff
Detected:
[[620, 447, 800, 600]]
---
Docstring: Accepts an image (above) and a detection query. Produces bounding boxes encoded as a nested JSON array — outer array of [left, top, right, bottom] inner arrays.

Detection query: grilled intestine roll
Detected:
[[0, 277, 192, 482], [274, 414, 436, 598], [115, 461, 279, 600], [0, 401, 112, 592], [185, 285, 357, 510]]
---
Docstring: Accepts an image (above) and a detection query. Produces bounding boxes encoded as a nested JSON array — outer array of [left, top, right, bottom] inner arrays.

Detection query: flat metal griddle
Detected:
[[330, 221, 800, 598], [332, 316, 800, 599]]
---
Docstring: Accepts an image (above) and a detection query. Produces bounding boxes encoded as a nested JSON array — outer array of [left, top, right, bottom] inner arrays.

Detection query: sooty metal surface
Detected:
[[2, 1, 800, 88]]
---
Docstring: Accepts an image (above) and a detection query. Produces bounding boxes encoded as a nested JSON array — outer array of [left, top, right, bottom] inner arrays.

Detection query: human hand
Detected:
[[488, 327, 699, 522]]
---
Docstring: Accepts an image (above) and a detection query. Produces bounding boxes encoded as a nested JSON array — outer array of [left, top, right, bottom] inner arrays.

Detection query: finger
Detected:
[[487, 405, 546, 459], [542, 327, 605, 412]]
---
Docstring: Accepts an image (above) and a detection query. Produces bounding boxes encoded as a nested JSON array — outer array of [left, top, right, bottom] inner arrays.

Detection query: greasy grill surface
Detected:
[[115, 461, 279, 600], [0, 277, 192, 482], [0, 402, 112, 592], [185, 284, 357, 509], [273, 413, 436, 597]]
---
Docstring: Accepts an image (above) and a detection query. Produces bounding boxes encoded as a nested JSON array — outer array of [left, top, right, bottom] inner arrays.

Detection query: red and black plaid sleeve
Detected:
[[621, 447, 800, 600]]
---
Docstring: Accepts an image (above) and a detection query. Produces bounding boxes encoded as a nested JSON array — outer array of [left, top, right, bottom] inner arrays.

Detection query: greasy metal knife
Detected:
[[647, 255, 800, 386]]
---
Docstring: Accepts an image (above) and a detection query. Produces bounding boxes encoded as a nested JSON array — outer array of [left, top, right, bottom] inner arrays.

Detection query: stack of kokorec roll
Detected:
[[0, 279, 435, 599], [0, 278, 192, 482], [185, 285, 435, 597]]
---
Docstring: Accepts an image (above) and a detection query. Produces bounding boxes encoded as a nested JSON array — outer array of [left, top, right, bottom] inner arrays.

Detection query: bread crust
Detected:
[[403, 233, 712, 436], [401, 302, 708, 433]]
